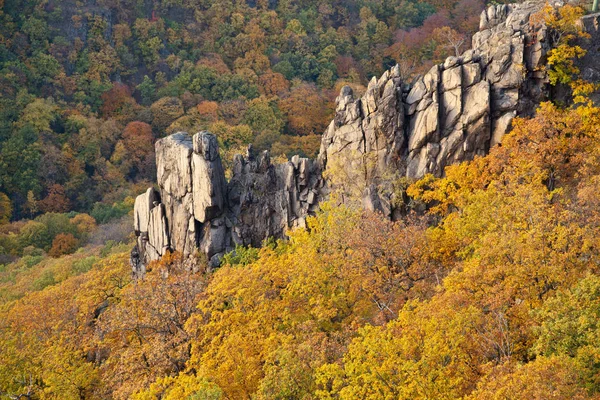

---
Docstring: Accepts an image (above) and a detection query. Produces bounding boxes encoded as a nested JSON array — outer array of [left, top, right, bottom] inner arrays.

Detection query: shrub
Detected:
[[221, 245, 260, 267], [91, 200, 133, 224], [34, 213, 80, 249], [22, 255, 44, 268], [32, 269, 56, 290], [70, 213, 97, 240], [48, 233, 79, 257], [22, 246, 45, 257], [72, 256, 98, 274], [100, 240, 116, 258]]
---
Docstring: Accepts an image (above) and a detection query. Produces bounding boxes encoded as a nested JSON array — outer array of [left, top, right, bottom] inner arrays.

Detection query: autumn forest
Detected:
[[2, 0, 600, 398]]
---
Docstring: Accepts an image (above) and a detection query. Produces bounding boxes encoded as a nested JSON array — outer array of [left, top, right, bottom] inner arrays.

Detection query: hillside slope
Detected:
[[132, 0, 586, 269]]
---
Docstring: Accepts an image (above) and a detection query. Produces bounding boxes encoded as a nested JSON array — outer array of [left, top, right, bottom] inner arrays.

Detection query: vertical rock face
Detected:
[[132, 187, 163, 275], [320, 66, 406, 184], [228, 150, 323, 248], [132, 1, 558, 271], [322, 0, 549, 190], [192, 132, 226, 223], [155, 133, 195, 259], [133, 132, 324, 272], [133, 131, 230, 270], [574, 12, 600, 105]]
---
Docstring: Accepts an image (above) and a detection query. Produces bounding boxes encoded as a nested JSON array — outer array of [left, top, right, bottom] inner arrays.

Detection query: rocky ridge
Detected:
[[319, 0, 550, 216], [132, 131, 325, 272], [131, 0, 555, 272]]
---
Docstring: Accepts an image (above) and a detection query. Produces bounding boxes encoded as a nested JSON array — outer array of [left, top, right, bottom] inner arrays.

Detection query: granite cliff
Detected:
[[131, 0, 577, 273]]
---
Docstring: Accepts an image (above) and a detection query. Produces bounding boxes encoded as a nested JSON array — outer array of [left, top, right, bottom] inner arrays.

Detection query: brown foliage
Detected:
[[258, 72, 290, 97], [196, 101, 219, 122], [100, 83, 139, 122], [431, 26, 466, 59], [122, 122, 154, 160], [111, 121, 155, 180], [38, 184, 71, 213], [71, 213, 97, 235], [334, 55, 361, 79], [279, 83, 332, 136], [96, 252, 207, 399], [197, 53, 231, 75], [48, 233, 79, 257]]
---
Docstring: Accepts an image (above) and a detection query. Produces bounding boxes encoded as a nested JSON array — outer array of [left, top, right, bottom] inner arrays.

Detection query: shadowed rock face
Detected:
[[131, 1, 558, 273], [575, 12, 600, 105], [228, 151, 324, 249]]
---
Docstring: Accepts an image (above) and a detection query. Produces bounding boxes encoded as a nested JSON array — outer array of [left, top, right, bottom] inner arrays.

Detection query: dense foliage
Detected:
[[0, 0, 483, 219], [5, 1, 600, 399], [2, 93, 600, 398]]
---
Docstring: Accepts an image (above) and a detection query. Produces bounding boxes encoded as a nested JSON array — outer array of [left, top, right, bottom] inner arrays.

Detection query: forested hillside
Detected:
[[3, 95, 600, 399], [0, 0, 479, 221], [3, 0, 600, 398], [0, 0, 484, 270]]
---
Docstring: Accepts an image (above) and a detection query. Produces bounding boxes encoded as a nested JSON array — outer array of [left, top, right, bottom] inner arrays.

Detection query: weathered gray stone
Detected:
[[442, 66, 462, 91], [228, 149, 324, 248], [198, 217, 227, 259], [462, 62, 481, 87], [192, 132, 226, 223], [442, 88, 462, 134], [463, 81, 490, 126], [491, 111, 516, 146], [133, 188, 159, 235], [147, 204, 169, 260], [155, 133, 195, 256], [156, 132, 193, 199]]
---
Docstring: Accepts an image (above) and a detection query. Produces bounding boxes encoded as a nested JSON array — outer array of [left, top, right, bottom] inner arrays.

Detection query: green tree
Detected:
[[0, 125, 42, 209], [18, 98, 59, 133], [136, 75, 156, 106], [534, 274, 600, 394], [242, 97, 284, 134], [0, 192, 12, 224]]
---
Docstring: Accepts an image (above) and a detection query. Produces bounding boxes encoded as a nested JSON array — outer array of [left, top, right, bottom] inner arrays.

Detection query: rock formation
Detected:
[[228, 150, 323, 249], [131, 0, 568, 272], [132, 131, 324, 273], [320, 0, 550, 199], [575, 11, 600, 104]]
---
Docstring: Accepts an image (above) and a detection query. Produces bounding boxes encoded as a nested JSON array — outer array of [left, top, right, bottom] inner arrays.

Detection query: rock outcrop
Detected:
[[132, 131, 324, 273], [575, 11, 600, 105], [131, 0, 562, 272], [228, 150, 323, 249], [321, 0, 549, 189]]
